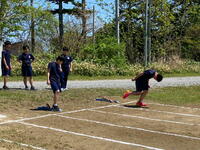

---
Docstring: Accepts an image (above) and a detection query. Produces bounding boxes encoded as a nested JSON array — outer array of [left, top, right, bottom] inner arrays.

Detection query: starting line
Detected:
[[1, 100, 200, 150], [0, 101, 134, 125], [19, 121, 164, 150], [0, 138, 46, 150], [0, 114, 6, 119], [56, 114, 200, 141]]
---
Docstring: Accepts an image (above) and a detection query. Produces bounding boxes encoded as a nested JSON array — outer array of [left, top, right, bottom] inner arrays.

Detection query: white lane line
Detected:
[[0, 114, 6, 119], [0, 101, 135, 126], [56, 114, 200, 141], [19, 122, 164, 150], [90, 110, 199, 126], [0, 138, 46, 150], [117, 106, 200, 118], [148, 103, 200, 111]]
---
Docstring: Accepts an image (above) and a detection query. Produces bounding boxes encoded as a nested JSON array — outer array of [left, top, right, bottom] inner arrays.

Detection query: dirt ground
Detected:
[[0, 97, 200, 150]]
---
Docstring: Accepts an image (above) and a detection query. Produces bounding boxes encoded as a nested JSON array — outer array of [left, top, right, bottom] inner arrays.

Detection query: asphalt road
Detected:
[[0, 76, 200, 90]]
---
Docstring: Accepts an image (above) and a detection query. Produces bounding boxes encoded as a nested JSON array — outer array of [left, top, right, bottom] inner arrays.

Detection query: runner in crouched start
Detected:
[[47, 56, 64, 112], [123, 69, 163, 107]]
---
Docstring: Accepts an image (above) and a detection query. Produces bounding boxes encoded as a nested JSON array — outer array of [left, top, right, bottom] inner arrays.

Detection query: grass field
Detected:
[[0, 86, 199, 108], [0, 86, 200, 150], [1, 72, 200, 81]]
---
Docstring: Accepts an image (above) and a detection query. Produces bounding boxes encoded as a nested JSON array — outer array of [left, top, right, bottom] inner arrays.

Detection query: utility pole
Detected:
[[115, 0, 120, 44], [92, 5, 95, 45], [30, 0, 35, 52], [59, 0, 64, 49], [144, 0, 149, 66], [148, 0, 152, 63], [81, 0, 87, 41]]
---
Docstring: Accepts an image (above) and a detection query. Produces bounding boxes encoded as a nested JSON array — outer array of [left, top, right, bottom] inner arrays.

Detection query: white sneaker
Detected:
[[61, 88, 69, 91]]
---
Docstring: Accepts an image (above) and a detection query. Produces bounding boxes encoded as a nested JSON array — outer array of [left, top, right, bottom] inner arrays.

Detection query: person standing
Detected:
[[18, 45, 35, 90], [60, 47, 73, 91], [47, 56, 64, 112], [1, 41, 12, 89]]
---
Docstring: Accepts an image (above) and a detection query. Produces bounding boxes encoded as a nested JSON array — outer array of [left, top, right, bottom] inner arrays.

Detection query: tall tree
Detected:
[[47, 0, 82, 49], [30, 0, 35, 52], [81, 0, 87, 40], [0, 0, 26, 40]]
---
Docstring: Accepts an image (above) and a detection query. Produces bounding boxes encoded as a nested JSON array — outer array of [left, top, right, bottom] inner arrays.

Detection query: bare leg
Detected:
[[123, 90, 142, 98], [131, 91, 142, 96], [3, 76, 8, 87], [23, 77, 28, 87], [137, 90, 148, 103], [53, 91, 60, 105], [28, 77, 34, 87]]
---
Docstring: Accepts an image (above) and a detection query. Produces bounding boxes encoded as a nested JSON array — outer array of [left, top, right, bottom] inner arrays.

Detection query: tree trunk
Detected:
[[81, 0, 87, 41], [30, 0, 35, 52], [59, 0, 64, 50]]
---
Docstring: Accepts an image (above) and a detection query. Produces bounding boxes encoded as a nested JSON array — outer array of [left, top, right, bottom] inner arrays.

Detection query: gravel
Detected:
[[0, 76, 200, 90]]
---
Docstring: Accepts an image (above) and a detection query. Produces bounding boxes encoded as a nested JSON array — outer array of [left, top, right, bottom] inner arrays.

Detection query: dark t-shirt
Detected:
[[1, 50, 11, 68], [18, 53, 35, 67], [61, 54, 73, 72], [137, 69, 156, 81], [48, 62, 62, 82]]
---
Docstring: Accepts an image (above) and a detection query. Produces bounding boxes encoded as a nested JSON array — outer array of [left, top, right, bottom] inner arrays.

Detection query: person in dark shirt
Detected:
[[60, 47, 73, 91], [1, 41, 12, 89], [18, 45, 35, 90], [123, 69, 163, 107], [47, 56, 64, 112]]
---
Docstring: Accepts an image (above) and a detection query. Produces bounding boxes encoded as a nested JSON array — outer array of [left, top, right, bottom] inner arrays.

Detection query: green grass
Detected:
[[0, 86, 199, 111], [1, 72, 200, 82], [164, 72, 200, 77], [146, 86, 200, 106]]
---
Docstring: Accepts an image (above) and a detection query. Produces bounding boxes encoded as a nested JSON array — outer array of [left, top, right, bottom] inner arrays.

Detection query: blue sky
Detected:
[[34, 0, 115, 24], [8, 0, 115, 42]]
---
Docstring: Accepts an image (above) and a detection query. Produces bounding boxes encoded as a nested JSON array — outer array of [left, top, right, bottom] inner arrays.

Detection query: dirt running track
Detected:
[[0, 98, 200, 150]]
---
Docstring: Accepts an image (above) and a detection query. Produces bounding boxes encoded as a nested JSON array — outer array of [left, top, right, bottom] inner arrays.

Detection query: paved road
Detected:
[[0, 77, 200, 90]]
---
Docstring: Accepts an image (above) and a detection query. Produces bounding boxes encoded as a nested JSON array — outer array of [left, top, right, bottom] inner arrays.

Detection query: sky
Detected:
[[34, 0, 115, 24], [7, 0, 115, 42]]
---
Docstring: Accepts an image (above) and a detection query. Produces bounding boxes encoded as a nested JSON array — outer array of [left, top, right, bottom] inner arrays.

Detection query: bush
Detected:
[[80, 37, 127, 68], [11, 52, 200, 77]]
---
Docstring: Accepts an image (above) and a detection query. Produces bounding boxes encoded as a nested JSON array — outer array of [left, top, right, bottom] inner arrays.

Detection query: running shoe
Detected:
[[52, 105, 62, 112], [123, 90, 131, 99], [136, 102, 147, 107], [30, 86, 35, 90], [25, 85, 29, 90], [2, 86, 9, 90]]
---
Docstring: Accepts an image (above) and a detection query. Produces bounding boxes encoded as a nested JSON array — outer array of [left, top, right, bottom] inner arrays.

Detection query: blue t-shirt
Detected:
[[61, 54, 73, 72], [1, 50, 11, 68], [48, 62, 62, 82], [137, 69, 156, 81], [18, 53, 35, 67]]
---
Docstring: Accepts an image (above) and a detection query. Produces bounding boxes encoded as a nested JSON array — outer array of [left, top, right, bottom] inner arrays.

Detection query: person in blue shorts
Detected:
[[60, 47, 73, 91], [123, 69, 163, 107], [47, 56, 64, 112], [18, 45, 35, 90], [1, 41, 12, 89]]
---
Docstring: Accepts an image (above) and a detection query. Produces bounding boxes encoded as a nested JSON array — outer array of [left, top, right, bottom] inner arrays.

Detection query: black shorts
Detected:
[[50, 80, 61, 93], [22, 66, 33, 77], [135, 79, 149, 92], [2, 66, 11, 76]]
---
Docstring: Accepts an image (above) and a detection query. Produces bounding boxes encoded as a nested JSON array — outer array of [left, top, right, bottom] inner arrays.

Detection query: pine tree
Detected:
[[47, 0, 82, 48]]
